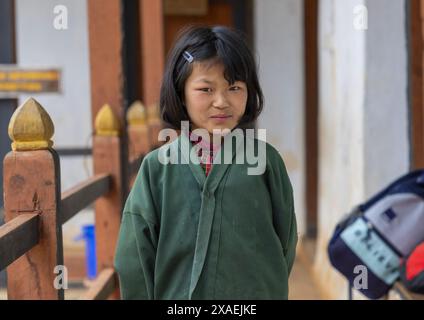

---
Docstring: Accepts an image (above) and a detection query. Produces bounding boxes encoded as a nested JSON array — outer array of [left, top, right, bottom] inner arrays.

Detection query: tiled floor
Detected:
[[0, 289, 6, 300], [289, 258, 322, 300], [289, 238, 323, 300]]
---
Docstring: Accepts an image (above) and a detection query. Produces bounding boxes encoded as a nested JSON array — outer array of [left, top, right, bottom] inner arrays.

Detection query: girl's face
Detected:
[[184, 61, 248, 137]]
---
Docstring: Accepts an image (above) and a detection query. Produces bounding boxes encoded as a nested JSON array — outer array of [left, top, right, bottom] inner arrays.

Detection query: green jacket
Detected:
[[114, 132, 298, 299]]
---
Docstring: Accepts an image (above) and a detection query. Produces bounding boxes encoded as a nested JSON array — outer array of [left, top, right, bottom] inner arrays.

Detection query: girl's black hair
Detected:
[[160, 25, 264, 129]]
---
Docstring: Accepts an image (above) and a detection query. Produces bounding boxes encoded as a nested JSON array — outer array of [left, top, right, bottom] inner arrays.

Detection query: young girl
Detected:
[[114, 26, 298, 300]]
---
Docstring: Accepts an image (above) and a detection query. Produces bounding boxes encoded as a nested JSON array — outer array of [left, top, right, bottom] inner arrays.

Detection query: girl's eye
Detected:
[[198, 88, 212, 93], [229, 86, 241, 91]]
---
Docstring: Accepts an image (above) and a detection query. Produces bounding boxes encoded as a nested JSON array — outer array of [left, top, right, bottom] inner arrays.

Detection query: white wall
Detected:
[[254, 0, 306, 236], [363, 0, 410, 197], [15, 0, 93, 193], [314, 0, 410, 299]]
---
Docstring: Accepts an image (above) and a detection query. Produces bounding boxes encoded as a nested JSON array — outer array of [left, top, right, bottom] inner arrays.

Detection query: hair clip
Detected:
[[183, 51, 194, 63]]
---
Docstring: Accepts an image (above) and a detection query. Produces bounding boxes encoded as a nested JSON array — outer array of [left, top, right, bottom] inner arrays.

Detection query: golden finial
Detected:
[[95, 104, 120, 136], [8, 97, 54, 151], [126, 100, 146, 126]]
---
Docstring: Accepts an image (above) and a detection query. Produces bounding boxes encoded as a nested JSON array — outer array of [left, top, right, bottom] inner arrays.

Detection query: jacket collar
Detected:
[[179, 129, 245, 192]]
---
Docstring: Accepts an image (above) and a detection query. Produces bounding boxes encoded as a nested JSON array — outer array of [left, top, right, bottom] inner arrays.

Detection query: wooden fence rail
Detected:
[[0, 214, 39, 271], [1, 98, 154, 300], [80, 268, 117, 300], [60, 173, 112, 225]]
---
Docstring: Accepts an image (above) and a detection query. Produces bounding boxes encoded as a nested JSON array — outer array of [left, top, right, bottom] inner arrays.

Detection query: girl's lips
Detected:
[[210, 115, 232, 119], [210, 115, 232, 123]]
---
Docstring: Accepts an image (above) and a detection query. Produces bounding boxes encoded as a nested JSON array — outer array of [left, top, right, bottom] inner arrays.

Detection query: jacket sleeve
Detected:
[[114, 156, 159, 299], [266, 146, 298, 275]]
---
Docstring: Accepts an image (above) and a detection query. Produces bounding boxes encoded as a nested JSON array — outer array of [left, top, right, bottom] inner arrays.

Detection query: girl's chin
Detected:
[[208, 126, 235, 135], [190, 123, 237, 136]]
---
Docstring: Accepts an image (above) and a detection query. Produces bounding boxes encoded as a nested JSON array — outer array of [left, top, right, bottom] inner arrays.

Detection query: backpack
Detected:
[[328, 170, 424, 299]]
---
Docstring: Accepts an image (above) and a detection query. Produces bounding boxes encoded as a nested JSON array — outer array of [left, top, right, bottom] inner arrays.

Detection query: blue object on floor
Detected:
[[75, 224, 97, 280]]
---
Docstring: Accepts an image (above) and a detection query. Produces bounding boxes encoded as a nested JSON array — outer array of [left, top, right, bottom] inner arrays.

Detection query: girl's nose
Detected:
[[212, 92, 230, 109]]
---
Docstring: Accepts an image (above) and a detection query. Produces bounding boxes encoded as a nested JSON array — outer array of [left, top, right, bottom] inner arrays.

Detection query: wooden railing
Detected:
[[0, 98, 157, 299]]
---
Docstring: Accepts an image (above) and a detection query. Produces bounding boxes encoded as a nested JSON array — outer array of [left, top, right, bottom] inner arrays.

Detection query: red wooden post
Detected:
[[87, 0, 126, 123], [93, 104, 123, 299], [87, 1, 128, 299], [139, 0, 165, 108], [139, 0, 165, 148], [4, 97, 64, 300], [410, 0, 424, 168]]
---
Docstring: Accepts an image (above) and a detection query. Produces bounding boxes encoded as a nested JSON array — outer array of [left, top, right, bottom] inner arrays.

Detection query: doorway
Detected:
[[164, 0, 253, 55]]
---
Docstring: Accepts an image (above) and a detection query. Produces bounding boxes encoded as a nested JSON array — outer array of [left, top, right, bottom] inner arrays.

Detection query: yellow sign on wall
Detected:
[[0, 66, 60, 98]]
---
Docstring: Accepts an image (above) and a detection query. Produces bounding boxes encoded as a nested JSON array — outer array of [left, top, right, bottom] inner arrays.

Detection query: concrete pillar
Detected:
[[314, 0, 409, 299]]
